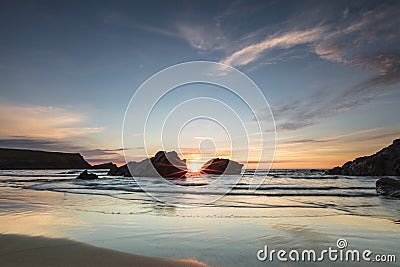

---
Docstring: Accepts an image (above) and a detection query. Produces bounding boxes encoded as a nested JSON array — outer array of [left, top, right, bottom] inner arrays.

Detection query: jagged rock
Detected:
[[326, 139, 400, 176], [108, 151, 187, 178], [91, 162, 117, 170], [200, 158, 243, 175], [76, 170, 98, 180], [107, 163, 131, 176], [151, 151, 187, 178], [0, 148, 91, 169], [376, 177, 400, 198]]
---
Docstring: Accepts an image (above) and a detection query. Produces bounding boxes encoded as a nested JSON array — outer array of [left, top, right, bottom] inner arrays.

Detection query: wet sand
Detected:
[[0, 234, 209, 267]]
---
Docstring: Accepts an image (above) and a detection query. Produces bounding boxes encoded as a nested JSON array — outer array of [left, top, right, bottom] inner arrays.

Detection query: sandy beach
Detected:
[[0, 234, 209, 267]]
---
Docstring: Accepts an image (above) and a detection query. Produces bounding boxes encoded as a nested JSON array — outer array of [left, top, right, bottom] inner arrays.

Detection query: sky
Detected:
[[0, 0, 399, 168]]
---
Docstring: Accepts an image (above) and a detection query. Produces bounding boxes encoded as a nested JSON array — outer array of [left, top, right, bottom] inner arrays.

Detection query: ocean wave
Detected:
[[20, 183, 377, 198], [233, 186, 375, 190]]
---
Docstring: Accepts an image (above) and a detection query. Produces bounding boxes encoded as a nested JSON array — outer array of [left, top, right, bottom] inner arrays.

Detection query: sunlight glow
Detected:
[[187, 162, 201, 173]]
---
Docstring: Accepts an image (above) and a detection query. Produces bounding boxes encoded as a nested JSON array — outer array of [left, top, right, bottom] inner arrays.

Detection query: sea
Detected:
[[0, 169, 399, 266]]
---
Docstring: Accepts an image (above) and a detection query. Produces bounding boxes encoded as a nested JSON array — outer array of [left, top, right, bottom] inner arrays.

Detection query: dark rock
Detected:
[[76, 170, 98, 180], [376, 177, 400, 198], [200, 158, 243, 175], [326, 139, 400, 176], [107, 163, 131, 176], [326, 166, 342, 175], [91, 162, 117, 170], [150, 151, 187, 178], [0, 148, 91, 169], [108, 151, 187, 178]]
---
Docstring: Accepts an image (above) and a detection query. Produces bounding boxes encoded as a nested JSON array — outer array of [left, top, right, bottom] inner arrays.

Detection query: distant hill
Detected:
[[0, 148, 91, 169]]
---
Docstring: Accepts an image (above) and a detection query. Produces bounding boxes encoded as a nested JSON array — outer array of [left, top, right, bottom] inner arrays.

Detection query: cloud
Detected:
[[175, 23, 226, 51], [0, 104, 102, 139], [280, 129, 400, 152], [0, 138, 123, 155], [0, 137, 126, 164], [341, 2, 400, 42], [80, 148, 126, 164], [312, 2, 400, 66], [175, 1, 275, 52], [270, 69, 398, 132], [313, 32, 347, 63], [349, 53, 400, 88], [221, 28, 325, 67], [263, 90, 327, 132], [0, 137, 83, 151], [284, 139, 330, 145], [220, 1, 400, 68], [104, 11, 229, 52], [276, 121, 315, 132], [80, 148, 125, 157], [236, 2, 400, 131], [104, 4, 399, 134], [0, 104, 130, 164], [273, 128, 400, 168], [281, 127, 395, 145]]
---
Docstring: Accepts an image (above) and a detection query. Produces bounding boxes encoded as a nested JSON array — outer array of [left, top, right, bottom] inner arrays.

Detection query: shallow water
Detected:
[[0, 169, 399, 266], [1, 169, 398, 219]]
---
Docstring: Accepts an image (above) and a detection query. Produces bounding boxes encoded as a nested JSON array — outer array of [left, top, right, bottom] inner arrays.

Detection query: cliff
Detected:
[[0, 148, 91, 169]]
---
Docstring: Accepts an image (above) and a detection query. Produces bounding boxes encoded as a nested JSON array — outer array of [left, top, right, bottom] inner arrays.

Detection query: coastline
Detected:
[[0, 234, 209, 267], [0, 170, 399, 266]]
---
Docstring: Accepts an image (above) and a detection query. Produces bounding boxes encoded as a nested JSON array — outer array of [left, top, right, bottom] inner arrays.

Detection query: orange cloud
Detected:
[[0, 104, 102, 139], [269, 128, 400, 169]]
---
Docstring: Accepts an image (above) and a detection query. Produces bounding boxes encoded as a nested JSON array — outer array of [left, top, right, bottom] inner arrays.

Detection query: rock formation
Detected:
[[150, 151, 187, 178], [91, 162, 117, 170], [0, 148, 91, 169], [376, 177, 400, 198], [107, 163, 131, 176], [108, 151, 187, 178], [76, 170, 98, 180], [326, 139, 400, 176], [200, 158, 243, 175]]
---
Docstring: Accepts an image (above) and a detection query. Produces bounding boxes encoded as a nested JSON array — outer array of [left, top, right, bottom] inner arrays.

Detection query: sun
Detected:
[[187, 162, 201, 173]]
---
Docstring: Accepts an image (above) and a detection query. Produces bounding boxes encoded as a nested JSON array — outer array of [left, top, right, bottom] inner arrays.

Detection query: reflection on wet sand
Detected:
[[0, 234, 209, 267]]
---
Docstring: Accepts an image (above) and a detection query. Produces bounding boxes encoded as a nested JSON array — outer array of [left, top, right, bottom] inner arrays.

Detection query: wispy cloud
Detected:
[[80, 148, 126, 164], [221, 1, 400, 69], [0, 104, 102, 139], [101, 3, 400, 135], [175, 22, 227, 51], [281, 127, 398, 146], [0, 137, 83, 151], [221, 27, 325, 67], [236, 2, 400, 131]]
